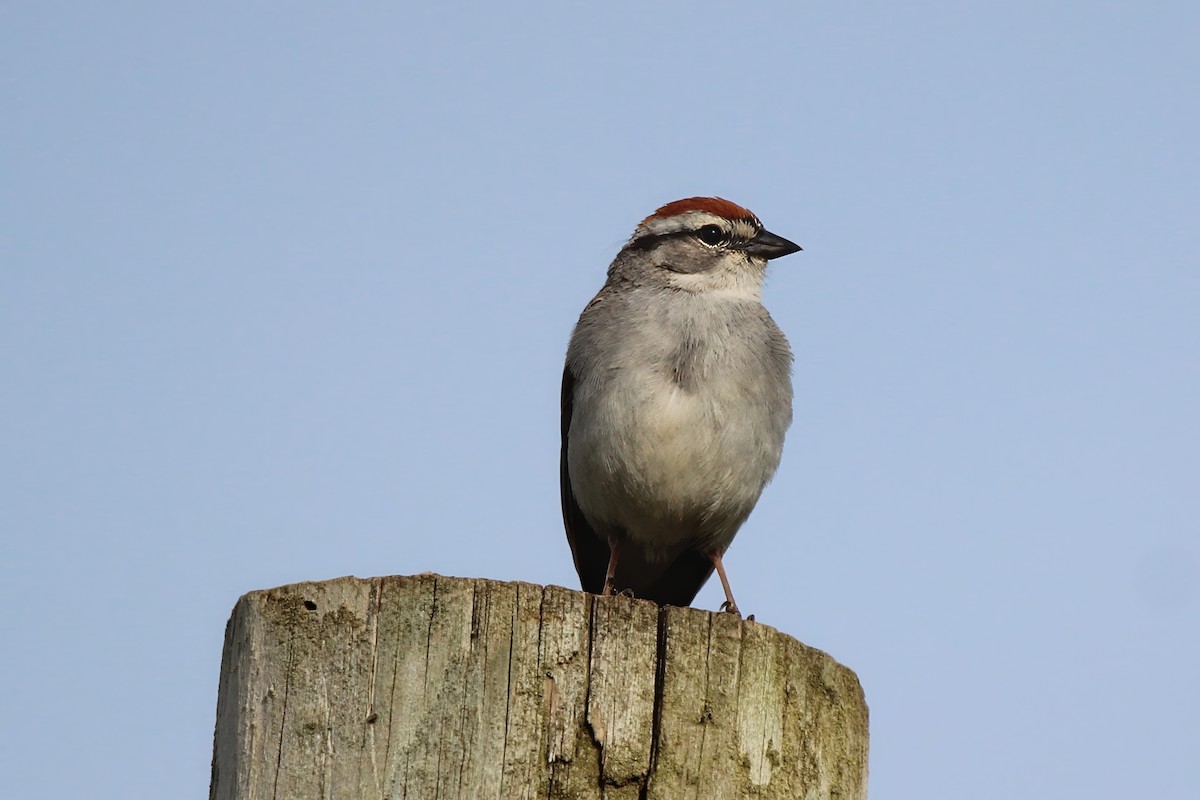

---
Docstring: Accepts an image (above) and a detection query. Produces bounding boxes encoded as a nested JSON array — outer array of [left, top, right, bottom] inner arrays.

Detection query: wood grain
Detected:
[[210, 575, 868, 799]]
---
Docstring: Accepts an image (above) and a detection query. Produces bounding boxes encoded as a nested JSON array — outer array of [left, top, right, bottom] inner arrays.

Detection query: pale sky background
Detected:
[[3, 3, 1198, 798]]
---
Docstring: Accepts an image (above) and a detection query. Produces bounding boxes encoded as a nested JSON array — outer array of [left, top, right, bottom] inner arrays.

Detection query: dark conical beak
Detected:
[[743, 228, 802, 260]]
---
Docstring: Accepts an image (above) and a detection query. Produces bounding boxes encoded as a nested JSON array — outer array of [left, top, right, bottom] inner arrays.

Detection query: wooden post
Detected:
[[210, 574, 868, 799]]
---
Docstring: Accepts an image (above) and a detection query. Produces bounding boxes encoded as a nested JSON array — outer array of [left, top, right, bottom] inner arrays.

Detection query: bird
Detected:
[[560, 197, 801, 614]]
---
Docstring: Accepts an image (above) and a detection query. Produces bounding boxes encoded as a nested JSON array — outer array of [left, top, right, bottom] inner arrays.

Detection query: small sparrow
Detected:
[[560, 197, 800, 613]]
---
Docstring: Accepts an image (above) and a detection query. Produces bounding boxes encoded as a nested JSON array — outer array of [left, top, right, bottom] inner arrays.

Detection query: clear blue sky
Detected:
[[3, 3, 1197, 798]]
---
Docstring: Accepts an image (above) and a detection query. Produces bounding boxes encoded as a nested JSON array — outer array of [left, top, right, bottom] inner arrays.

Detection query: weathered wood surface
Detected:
[[210, 574, 868, 799]]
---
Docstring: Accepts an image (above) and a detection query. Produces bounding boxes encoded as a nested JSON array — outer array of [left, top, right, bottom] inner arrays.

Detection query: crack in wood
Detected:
[[211, 576, 868, 800]]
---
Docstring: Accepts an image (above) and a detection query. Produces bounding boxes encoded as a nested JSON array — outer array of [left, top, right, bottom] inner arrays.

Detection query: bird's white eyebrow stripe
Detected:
[[632, 212, 761, 245], [636, 211, 728, 237]]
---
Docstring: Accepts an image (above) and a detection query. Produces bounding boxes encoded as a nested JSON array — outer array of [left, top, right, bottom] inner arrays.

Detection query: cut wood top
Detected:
[[210, 574, 868, 800]]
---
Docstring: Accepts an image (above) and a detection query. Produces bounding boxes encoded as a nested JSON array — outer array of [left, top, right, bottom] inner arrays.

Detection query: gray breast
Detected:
[[566, 289, 793, 555]]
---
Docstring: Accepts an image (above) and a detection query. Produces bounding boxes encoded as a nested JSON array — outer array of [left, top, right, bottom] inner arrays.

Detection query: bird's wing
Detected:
[[560, 365, 610, 594], [637, 551, 715, 608]]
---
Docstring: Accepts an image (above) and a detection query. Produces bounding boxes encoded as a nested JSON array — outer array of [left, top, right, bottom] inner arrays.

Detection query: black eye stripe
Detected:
[[629, 231, 690, 250], [630, 224, 749, 251]]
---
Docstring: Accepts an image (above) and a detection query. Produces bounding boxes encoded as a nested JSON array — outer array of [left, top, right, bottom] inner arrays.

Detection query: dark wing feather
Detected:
[[560, 365, 610, 594], [638, 550, 715, 608]]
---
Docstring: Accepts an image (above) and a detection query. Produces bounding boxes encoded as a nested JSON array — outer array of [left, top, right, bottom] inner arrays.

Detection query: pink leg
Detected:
[[602, 541, 621, 597], [711, 553, 740, 616]]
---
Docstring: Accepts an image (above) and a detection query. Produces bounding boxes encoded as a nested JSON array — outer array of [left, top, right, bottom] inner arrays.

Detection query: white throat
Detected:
[[664, 264, 765, 303]]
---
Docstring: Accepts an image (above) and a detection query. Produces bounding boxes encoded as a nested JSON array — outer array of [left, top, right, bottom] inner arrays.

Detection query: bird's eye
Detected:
[[695, 224, 727, 247]]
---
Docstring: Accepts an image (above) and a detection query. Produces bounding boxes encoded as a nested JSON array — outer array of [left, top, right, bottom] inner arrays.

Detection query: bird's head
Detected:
[[612, 197, 801, 300]]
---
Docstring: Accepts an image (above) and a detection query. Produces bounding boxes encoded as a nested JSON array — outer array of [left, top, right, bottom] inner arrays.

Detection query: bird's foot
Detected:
[[597, 583, 635, 601], [719, 600, 742, 617]]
